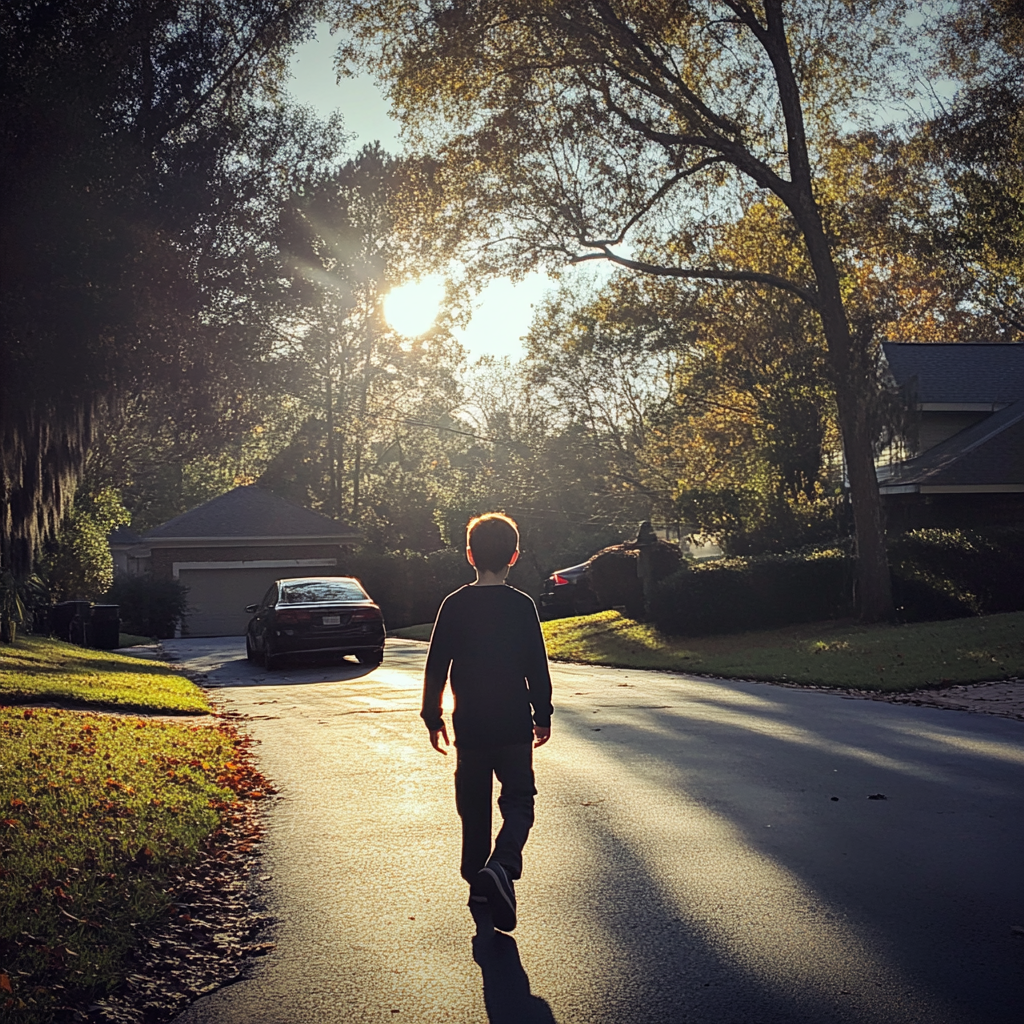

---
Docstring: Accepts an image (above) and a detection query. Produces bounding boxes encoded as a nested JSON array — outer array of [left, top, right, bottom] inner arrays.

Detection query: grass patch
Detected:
[[389, 623, 433, 642], [0, 707, 264, 1021], [117, 634, 154, 649], [0, 636, 209, 714], [542, 609, 1024, 691]]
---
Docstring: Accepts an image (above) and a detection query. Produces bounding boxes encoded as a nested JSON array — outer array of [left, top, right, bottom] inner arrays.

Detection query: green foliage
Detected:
[[647, 528, 1024, 637], [889, 528, 1024, 621], [651, 549, 853, 637], [0, 707, 251, 1021], [1, 1, 333, 574], [36, 490, 130, 603], [341, 549, 474, 630], [103, 576, 190, 641], [587, 546, 644, 619], [542, 609, 1024, 691], [676, 484, 843, 556], [933, 0, 1024, 335]]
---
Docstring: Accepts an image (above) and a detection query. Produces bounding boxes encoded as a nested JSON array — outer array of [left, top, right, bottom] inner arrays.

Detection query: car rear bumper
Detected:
[[272, 626, 385, 654]]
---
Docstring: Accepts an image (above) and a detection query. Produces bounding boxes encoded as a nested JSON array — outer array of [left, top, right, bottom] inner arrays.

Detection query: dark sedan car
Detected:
[[538, 561, 600, 620], [244, 577, 385, 670]]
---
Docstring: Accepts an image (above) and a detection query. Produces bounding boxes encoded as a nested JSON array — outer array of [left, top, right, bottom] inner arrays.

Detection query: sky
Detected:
[[285, 25, 553, 363]]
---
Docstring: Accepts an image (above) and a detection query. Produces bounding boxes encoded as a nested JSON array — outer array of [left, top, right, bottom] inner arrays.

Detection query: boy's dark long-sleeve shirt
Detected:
[[421, 584, 553, 749]]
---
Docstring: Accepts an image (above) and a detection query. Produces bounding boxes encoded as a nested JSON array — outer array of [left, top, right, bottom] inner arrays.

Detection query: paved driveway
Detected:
[[167, 637, 1024, 1024]]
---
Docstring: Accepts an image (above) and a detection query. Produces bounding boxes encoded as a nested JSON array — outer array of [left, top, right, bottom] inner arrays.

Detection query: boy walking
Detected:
[[421, 513, 553, 932]]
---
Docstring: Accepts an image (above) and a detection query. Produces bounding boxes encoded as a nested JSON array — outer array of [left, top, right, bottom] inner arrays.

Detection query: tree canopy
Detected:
[[1, 0, 327, 574], [330, 0, 947, 618]]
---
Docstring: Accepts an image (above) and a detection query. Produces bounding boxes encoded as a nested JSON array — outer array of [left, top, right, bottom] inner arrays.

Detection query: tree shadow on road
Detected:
[[471, 907, 557, 1024]]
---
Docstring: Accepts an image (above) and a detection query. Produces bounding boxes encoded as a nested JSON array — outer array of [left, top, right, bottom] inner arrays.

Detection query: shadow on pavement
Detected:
[[471, 907, 556, 1024]]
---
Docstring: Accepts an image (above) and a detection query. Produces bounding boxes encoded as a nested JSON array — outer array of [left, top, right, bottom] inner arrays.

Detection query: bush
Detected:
[[339, 549, 473, 629], [37, 489, 131, 602], [651, 549, 853, 636], [587, 545, 645, 618], [586, 539, 685, 619], [888, 528, 1024, 620], [103, 576, 189, 639], [648, 527, 1024, 637]]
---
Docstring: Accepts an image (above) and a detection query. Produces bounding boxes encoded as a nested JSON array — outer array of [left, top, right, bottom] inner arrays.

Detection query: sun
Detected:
[[383, 276, 445, 338]]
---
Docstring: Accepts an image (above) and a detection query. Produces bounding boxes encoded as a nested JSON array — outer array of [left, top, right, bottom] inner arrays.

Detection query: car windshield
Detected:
[[278, 580, 367, 605]]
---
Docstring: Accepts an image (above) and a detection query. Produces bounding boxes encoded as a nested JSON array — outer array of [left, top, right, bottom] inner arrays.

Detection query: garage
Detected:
[[176, 562, 337, 637], [124, 486, 360, 637]]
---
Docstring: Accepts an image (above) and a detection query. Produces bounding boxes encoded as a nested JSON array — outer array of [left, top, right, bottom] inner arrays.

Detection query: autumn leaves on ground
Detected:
[[0, 639, 272, 1024]]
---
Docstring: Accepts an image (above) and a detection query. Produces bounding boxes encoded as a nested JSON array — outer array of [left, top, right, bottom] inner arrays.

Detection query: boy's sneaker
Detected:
[[477, 860, 517, 932]]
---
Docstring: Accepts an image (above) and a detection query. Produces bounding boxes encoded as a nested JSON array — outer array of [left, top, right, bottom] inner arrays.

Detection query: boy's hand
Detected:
[[429, 722, 450, 755], [533, 725, 551, 748]]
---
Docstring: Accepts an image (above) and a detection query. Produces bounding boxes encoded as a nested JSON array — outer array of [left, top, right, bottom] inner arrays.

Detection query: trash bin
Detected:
[[90, 604, 120, 650], [52, 601, 93, 645]]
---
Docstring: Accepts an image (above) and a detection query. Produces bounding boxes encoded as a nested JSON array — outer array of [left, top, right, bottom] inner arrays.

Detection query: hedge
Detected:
[[889, 528, 1024, 620], [103, 576, 189, 639], [338, 549, 474, 629], [649, 528, 1024, 636], [587, 540, 684, 619], [651, 549, 852, 636]]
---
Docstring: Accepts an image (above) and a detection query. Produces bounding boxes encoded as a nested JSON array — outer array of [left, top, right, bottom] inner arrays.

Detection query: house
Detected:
[[119, 486, 360, 636], [879, 343, 1024, 532]]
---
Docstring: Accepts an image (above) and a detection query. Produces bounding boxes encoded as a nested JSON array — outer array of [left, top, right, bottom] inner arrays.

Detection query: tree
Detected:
[[330, 0, 946, 619], [37, 488, 131, 603], [261, 144, 466, 537], [931, 0, 1024, 336], [1, 0, 324, 575]]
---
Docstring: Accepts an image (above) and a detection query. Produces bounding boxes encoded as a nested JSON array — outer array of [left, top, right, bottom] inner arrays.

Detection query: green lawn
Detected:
[[0, 636, 210, 714], [542, 609, 1024, 691], [0, 706, 263, 1022], [117, 632, 154, 648]]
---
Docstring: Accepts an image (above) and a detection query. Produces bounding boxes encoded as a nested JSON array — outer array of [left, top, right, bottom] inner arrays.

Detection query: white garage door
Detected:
[[179, 568, 315, 637]]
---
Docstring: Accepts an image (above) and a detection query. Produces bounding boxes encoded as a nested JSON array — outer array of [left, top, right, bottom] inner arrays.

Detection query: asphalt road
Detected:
[[165, 637, 1024, 1024]]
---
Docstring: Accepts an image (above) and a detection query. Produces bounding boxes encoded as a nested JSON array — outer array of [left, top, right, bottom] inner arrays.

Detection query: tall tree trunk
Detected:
[[801, 222, 894, 622], [765, 3, 894, 622], [325, 345, 339, 519], [352, 321, 373, 517]]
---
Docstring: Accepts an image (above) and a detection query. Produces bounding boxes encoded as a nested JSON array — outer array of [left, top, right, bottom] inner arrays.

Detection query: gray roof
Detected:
[[882, 343, 1024, 406], [143, 486, 359, 541], [882, 399, 1024, 489]]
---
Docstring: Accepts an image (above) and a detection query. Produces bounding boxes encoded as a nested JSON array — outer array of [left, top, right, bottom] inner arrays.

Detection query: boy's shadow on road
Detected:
[[471, 907, 557, 1024]]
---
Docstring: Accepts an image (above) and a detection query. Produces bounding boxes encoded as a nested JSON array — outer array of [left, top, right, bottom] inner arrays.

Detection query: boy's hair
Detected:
[[467, 513, 519, 573]]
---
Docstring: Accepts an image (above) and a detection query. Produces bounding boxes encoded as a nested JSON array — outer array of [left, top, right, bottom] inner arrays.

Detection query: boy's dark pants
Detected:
[[455, 743, 535, 883]]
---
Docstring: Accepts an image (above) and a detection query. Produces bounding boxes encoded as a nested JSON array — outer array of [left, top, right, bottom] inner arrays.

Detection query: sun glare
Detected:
[[384, 276, 444, 338]]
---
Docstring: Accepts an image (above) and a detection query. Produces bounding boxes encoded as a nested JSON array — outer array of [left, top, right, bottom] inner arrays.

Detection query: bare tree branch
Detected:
[[568, 247, 821, 309]]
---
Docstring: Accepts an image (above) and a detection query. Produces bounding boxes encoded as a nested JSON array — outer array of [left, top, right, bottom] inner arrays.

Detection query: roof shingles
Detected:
[[882, 343, 1024, 406], [143, 486, 358, 540]]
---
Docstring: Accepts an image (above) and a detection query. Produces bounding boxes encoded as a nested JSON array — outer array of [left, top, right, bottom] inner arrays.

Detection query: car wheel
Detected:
[[264, 641, 280, 670], [245, 634, 256, 663], [357, 647, 384, 667]]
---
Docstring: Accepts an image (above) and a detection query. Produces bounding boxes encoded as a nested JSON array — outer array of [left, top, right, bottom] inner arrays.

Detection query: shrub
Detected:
[[37, 489, 131, 602], [103, 576, 189, 639], [587, 545, 644, 618], [585, 538, 685, 619], [651, 549, 853, 636], [888, 528, 1024, 619], [339, 549, 473, 629], [649, 528, 1024, 637]]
